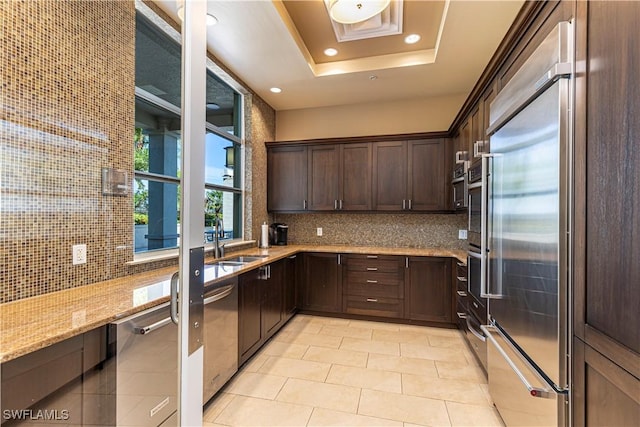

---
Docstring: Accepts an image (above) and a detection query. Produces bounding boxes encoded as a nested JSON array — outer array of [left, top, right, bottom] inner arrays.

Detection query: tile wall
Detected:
[[274, 213, 468, 250], [1, 1, 136, 303], [0, 1, 275, 303]]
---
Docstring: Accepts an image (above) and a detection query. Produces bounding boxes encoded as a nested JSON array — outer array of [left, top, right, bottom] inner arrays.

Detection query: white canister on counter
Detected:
[[260, 222, 269, 248]]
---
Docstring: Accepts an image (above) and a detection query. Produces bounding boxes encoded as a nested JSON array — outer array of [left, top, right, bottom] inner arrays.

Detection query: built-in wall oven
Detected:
[[452, 162, 468, 210], [465, 158, 489, 371]]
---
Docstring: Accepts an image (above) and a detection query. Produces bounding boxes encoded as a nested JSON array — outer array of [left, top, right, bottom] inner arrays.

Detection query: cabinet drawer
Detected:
[[343, 295, 403, 318], [345, 255, 404, 273], [345, 277, 403, 298], [455, 300, 467, 332], [346, 270, 403, 286], [456, 261, 467, 279]]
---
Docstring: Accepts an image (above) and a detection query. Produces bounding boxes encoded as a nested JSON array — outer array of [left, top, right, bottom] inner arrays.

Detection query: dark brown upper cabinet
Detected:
[[372, 141, 407, 211], [267, 145, 308, 212], [267, 136, 448, 213], [307, 143, 372, 211], [340, 143, 373, 210], [373, 139, 446, 211], [307, 145, 340, 211]]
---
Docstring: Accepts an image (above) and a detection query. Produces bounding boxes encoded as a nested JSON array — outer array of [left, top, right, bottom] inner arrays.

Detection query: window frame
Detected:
[[132, 10, 246, 260]]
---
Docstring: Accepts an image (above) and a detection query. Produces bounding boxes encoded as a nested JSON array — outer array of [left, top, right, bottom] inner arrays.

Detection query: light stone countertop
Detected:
[[0, 245, 465, 363]]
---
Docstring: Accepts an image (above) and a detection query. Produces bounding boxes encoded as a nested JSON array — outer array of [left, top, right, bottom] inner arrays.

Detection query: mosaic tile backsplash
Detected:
[[0, 1, 275, 303], [1, 1, 136, 303], [273, 213, 468, 251]]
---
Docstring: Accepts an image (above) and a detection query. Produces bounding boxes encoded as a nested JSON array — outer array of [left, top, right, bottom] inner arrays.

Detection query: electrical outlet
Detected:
[[73, 244, 87, 265], [458, 229, 468, 240], [316, 227, 323, 237]]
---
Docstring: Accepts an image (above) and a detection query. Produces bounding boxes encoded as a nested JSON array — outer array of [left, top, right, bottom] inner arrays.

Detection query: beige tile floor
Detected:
[[203, 315, 504, 427]]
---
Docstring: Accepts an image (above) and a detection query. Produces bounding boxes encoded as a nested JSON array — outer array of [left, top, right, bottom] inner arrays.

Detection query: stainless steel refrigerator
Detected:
[[480, 21, 572, 426]]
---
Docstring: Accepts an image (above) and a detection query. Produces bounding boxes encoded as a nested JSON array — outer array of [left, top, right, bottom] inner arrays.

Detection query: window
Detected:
[[134, 11, 243, 254]]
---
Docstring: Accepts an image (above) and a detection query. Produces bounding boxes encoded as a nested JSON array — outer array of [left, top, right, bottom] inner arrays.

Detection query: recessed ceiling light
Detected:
[[404, 34, 421, 44], [270, 87, 282, 94], [177, 7, 217, 26], [324, 48, 338, 57], [206, 14, 218, 26]]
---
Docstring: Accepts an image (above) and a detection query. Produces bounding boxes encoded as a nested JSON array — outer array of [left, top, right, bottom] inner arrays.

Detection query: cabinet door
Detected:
[[373, 141, 407, 210], [407, 139, 445, 211], [308, 145, 340, 211], [580, 0, 640, 356], [341, 143, 372, 210], [262, 262, 283, 339], [267, 146, 308, 212], [470, 105, 483, 159], [283, 255, 299, 320], [238, 270, 262, 363], [405, 257, 452, 323], [573, 338, 640, 426], [302, 253, 342, 312], [482, 84, 495, 145], [460, 117, 472, 162]]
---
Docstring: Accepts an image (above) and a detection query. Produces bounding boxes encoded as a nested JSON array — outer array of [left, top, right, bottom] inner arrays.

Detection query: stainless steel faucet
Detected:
[[213, 216, 224, 258]]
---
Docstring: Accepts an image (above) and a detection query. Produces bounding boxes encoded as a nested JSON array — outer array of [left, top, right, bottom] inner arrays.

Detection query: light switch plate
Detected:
[[458, 230, 468, 240], [73, 244, 87, 265], [317, 227, 323, 236]]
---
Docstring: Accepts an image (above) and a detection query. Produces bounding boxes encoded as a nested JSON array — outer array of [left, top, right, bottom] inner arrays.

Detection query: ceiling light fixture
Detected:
[[270, 87, 282, 94], [328, 0, 391, 25], [206, 14, 218, 26], [206, 102, 220, 110], [177, 6, 218, 26], [324, 48, 338, 57], [404, 34, 421, 44]]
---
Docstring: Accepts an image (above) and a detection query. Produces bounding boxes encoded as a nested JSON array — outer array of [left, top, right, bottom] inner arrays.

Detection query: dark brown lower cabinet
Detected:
[[404, 257, 452, 323], [573, 337, 640, 426], [301, 253, 342, 313], [239, 260, 288, 365], [261, 261, 284, 339], [283, 254, 299, 322], [238, 267, 263, 364], [1, 328, 107, 426], [342, 254, 405, 318]]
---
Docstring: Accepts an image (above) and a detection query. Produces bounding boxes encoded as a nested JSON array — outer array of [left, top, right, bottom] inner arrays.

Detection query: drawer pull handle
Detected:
[[456, 312, 467, 319], [366, 255, 378, 259], [456, 276, 467, 282], [366, 280, 378, 284], [366, 267, 378, 271], [457, 290, 467, 297], [366, 298, 378, 302]]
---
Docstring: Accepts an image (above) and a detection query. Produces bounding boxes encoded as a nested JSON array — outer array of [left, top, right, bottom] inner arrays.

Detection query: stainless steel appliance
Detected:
[[480, 21, 572, 427], [466, 158, 489, 370], [452, 161, 468, 209], [269, 223, 288, 246], [108, 302, 178, 426], [203, 277, 238, 403]]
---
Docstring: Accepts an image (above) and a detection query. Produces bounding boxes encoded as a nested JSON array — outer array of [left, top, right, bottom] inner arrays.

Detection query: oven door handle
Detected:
[[466, 316, 486, 342], [203, 284, 235, 305], [134, 317, 173, 335]]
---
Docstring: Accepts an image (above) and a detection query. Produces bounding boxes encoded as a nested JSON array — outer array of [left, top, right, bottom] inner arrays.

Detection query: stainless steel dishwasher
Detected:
[[203, 277, 238, 403], [108, 302, 178, 426]]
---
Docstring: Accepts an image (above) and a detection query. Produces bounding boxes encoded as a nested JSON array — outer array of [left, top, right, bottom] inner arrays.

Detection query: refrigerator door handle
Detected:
[[482, 325, 564, 398]]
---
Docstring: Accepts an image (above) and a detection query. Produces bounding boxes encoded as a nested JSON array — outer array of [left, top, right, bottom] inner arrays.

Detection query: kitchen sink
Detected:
[[224, 255, 268, 263], [204, 255, 268, 282]]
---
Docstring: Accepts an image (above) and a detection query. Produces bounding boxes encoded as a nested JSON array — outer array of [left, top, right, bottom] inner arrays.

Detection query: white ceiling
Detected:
[[153, 0, 524, 112]]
